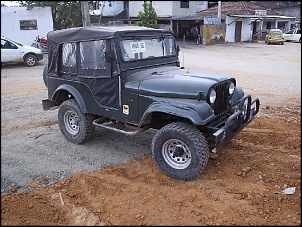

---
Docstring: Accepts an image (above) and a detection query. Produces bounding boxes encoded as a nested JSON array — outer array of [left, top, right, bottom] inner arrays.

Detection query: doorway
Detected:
[[235, 21, 242, 42]]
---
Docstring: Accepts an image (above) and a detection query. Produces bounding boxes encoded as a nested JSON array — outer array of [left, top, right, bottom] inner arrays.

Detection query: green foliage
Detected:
[[137, 1, 158, 28], [18, 1, 82, 30]]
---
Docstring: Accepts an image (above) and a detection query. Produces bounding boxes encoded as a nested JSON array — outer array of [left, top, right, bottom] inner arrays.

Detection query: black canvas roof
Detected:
[[46, 26, 175, 76], [47, 26, 157, 45]]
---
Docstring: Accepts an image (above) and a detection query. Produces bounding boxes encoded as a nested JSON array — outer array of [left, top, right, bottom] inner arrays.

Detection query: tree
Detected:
[[137, 1, 158, 28], [18, 1, 83, 30]]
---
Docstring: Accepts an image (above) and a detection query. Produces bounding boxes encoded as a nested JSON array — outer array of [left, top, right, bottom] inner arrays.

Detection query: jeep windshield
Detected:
[[119, 37, 176, 62]]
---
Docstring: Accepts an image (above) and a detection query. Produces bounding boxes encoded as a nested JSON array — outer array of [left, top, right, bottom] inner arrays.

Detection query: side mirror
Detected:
[[105, 50, 116, 63]]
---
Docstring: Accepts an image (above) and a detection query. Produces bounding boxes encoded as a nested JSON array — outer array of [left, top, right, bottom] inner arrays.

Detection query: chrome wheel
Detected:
[[64, 110, 79, 135], [162, 139, 191, 169]]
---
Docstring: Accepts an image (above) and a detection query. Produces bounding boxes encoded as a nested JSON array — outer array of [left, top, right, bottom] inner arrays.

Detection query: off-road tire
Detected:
[[152, 122, 209, 181], [58, 99, 95, 144], [24, 54, 37, 67]]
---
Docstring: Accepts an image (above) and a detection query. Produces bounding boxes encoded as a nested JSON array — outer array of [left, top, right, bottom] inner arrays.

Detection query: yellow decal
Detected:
[[123, 105, 129, 115]]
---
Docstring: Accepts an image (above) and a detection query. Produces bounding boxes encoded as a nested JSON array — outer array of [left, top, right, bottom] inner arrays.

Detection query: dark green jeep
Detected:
[[42, 26, 260, 180]]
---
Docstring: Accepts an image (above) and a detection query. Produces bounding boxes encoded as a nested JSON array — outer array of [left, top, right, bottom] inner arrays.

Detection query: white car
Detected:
[[1, 36, 44, 67], [282, 29, 301, 42]]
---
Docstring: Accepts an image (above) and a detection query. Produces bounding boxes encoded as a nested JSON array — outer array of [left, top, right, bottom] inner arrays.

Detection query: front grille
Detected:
[[212, 81, 229, 117]]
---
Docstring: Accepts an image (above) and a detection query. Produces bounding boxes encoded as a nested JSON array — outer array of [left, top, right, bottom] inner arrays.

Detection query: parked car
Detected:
[[282, 29, 301, 42], [1, 36, 43, 67], [42, 26, 260, 181], [265, 29, 284, 45]]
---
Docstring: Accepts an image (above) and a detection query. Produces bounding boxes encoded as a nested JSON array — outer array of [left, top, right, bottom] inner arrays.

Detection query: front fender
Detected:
[[52, 84, 87, 112], [139, 100, 215, 126], [230, 86, 244, 106]]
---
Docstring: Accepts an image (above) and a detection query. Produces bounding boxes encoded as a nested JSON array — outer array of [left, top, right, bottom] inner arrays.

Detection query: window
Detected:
[[180, 1, 189, 8], [119, 37, 176, 62], [266, 22, 271, 29], [80, 40, 107, 70], [20, 20, 37, 30], [59, 40, 112, 78], [62, 43, 77, 67], [79, 39, 111, 78]]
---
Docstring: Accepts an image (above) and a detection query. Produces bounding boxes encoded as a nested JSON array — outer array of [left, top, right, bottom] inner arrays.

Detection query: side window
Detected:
[[1, 40, 16, 49], [79, 39, 111, 78], [60, 42, 77, 74], [62, 43, 77, 67], [59, 39, 112, 78], [80, 40, 106, 70]]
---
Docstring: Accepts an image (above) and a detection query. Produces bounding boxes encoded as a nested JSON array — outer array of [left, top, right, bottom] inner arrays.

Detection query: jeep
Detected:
[[42, 26, 260, 180]]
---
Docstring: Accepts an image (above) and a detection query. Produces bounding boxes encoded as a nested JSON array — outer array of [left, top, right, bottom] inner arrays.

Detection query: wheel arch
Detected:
[[23, 52, 39, 60], [139, 101, 215, 127], [52, 84, 87, 112]]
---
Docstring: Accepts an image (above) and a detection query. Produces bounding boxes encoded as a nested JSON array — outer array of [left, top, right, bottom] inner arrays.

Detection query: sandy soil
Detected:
[[1, 40, 301, 226]]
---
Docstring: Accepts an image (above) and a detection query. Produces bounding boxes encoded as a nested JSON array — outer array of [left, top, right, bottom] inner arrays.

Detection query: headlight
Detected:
[[208, 88, 216, 104], [228, 81, 235, 95]]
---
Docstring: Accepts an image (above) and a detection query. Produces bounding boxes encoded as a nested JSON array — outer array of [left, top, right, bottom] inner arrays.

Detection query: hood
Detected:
[[125, 66, 232, 99], [20, 45, 43, 53]]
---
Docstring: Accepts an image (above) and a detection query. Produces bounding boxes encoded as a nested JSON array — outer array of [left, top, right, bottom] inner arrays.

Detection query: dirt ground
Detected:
[[1, 41, 301, 226]]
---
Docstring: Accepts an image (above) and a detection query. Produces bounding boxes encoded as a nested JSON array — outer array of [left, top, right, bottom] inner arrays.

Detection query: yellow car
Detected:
[[265, 29, 284, 45]]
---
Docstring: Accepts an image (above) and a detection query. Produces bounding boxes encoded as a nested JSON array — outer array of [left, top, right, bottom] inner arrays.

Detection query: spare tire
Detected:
[[43, 65, 48, 87]]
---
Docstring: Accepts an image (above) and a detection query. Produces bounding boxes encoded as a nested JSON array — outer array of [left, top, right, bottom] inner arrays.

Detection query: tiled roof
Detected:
[[252, 1, 300, 9], [197, 1, 282, 16]]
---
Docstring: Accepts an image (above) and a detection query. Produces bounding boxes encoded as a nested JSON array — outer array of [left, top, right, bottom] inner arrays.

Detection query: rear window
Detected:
[[272, 30, 282, 35]]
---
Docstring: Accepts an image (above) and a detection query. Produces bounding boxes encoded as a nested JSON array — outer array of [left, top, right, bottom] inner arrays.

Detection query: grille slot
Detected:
[[213, 81, 229, 117]]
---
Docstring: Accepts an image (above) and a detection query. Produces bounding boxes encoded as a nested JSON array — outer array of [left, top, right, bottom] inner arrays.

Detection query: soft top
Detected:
[[47, 26, 158, 45], [47, 26, 174, 74]]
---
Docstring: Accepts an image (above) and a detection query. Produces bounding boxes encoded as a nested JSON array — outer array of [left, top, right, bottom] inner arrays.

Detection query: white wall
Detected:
[[90, 1, 124, 16], [196, 1, 208, 12], [1, 6, 53, 46], [225, 16, 252, 42], [129, 1, 196, 18]]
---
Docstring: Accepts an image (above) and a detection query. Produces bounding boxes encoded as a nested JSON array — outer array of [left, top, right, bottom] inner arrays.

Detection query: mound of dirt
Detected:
[[1, 116, 301, 226]]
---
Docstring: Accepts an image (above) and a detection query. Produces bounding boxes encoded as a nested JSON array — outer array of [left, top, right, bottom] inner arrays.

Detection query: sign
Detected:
[[204, 17, 219, 25], [130, 41, 146, 54]]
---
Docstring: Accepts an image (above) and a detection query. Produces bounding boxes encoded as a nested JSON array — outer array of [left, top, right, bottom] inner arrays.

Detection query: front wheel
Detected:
[[58, 99, 95, 144], [152, 122, 209, 180]]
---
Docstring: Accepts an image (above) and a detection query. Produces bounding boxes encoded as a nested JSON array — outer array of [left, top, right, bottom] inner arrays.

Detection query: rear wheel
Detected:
[[152, 122, 209, 180], [24, 54, 37, 67], [58, 99, 95, 144]]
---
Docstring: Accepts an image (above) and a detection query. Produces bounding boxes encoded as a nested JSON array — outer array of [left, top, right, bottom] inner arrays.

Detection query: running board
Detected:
[[92, 118, 149, 136]]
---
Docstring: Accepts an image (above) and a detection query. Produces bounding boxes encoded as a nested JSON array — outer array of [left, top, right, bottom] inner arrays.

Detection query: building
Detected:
[[196, 1, 296, 44], [129, 1, 208, 31], [1, 6, 53, 46], [89, 1, 126, 24]]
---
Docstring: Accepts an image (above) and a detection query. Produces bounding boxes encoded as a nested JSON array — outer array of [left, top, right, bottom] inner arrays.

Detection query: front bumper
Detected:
[[36, 53, 44, 61], [212, 94, 260, 152]]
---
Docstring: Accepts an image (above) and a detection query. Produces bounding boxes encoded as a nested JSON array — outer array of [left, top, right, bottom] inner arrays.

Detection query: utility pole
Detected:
[[218, 1, 221, 24], [81, 1, 91, 27]]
